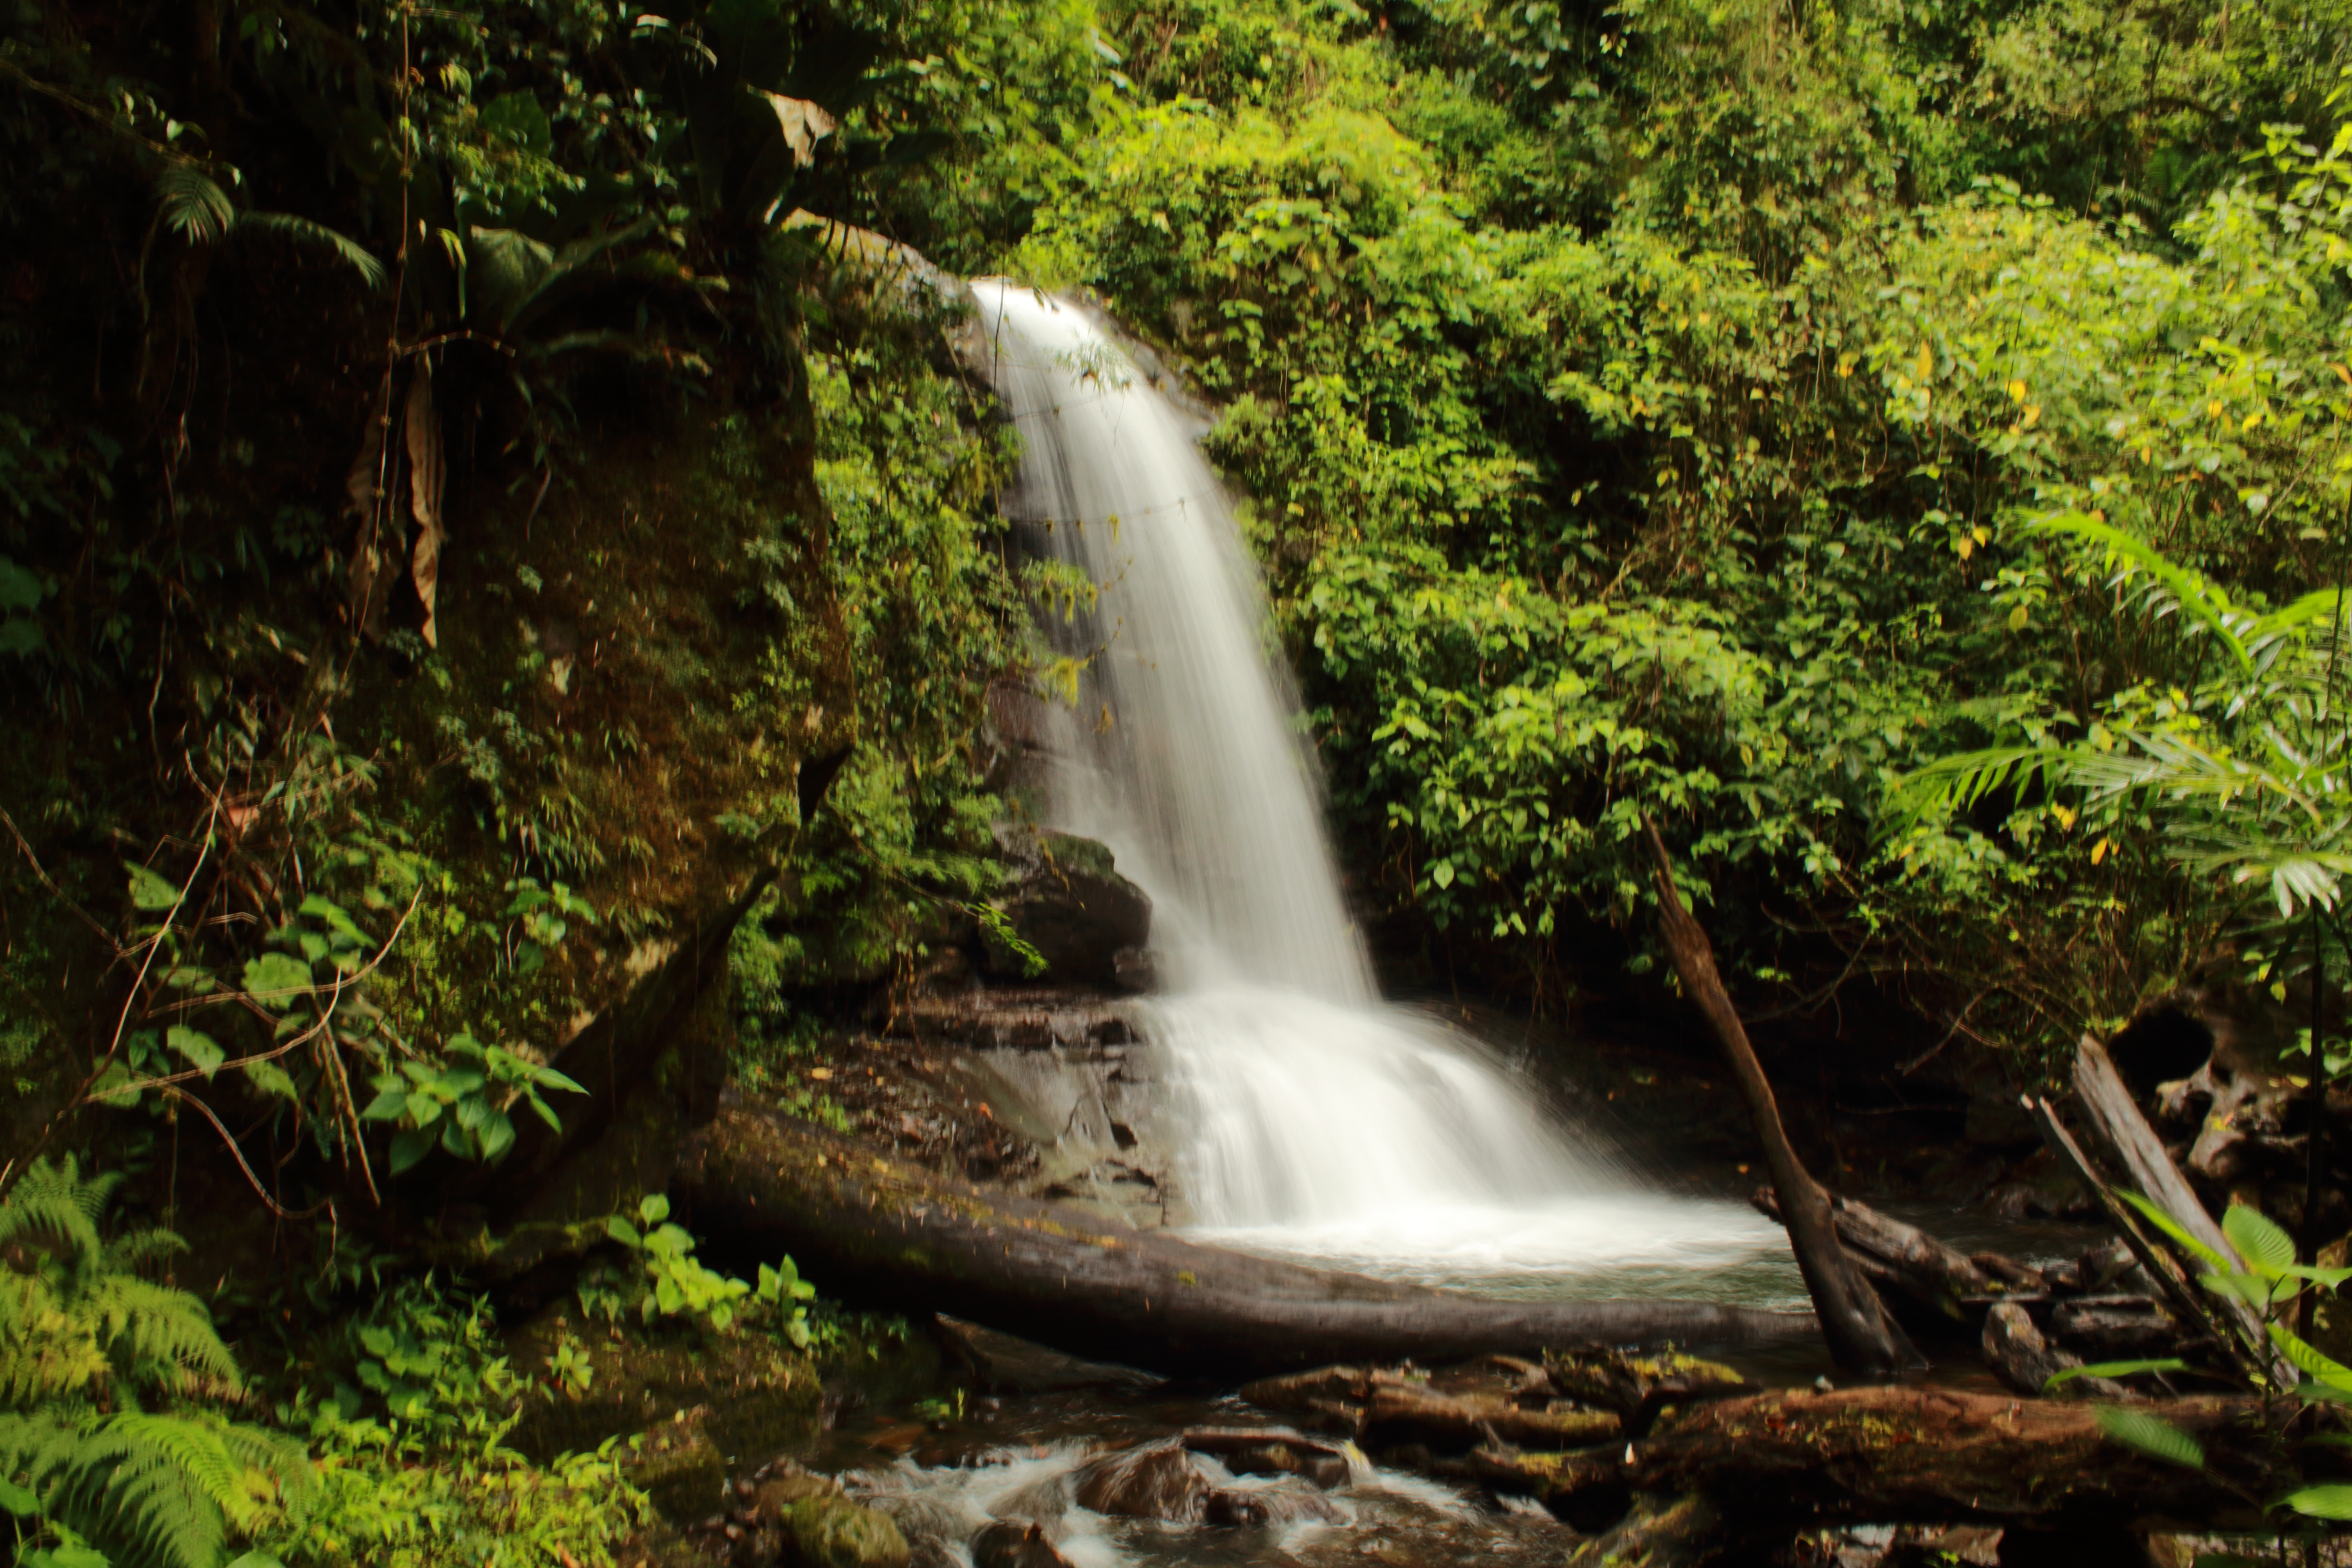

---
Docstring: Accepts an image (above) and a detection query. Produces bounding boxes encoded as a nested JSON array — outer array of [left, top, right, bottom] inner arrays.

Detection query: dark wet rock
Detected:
[[1070, 1440, 1210, 1522], [1203, 1487, 1345, 1527], [1111, 946, 1155, 994], [1182, 1426, 1354, 1488], [1982, 1302, 2124, 1400], [983, 829, 1152, 988], [971, 1519, 1077, 1568]]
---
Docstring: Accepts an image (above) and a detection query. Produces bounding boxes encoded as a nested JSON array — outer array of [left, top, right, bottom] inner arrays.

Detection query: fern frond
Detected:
[[153, 167, 235, 247], [85, 1274, 240, 1396], [54, 1412, 233, 1568], [1, 1157, 242, 1405], [100, 1227, 189, 1278], [237, 211, 387, 290], [0, 1407, 310, 1568], [0, 1156, 109, 1259], [0, 1274, 108, 1405]]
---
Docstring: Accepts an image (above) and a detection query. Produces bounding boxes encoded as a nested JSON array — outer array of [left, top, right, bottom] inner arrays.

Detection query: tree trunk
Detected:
[[1640, 820, 1918, 1372], [675, 1100, 1818, 1378]]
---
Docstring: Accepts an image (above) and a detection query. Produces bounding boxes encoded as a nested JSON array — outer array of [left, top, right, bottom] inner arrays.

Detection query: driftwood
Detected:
[[1643, 822, 1917, 1372], [1981, 1302, 2125, 1400], [1471, 1385, 2269, 1536], [2035, 1035, 2289, 1387], [1236, 1360, 1622, 1451], [2050, 1296, 2185, 1357], [1748, 1188, 2031, 1319], [674, 1101, 1816, 1377]]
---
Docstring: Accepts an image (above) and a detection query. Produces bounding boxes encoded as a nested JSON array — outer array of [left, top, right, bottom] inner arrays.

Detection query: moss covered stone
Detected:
[[784, 1494, 911, 1568]]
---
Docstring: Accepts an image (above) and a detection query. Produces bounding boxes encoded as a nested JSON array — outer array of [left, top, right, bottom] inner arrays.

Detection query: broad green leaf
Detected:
[[639, 1192, 672, 1225], [88, 1063, 139, 1106], [387, 1127, 435, 1174], [241, 1058, 299, 1102], [361, 1088, 409, 1122], [476, 1112, 516, 1162], [124, 859, 181, 911], [2281, 1484, 2352, 1520], [604, 1216, 642, 1249], [534, 1065, 588, 1095], [2044, 1357, 2188, 1387], [0, 1478, 38, 1514], [242, 951, 316, 1007], [2223, 1204, 2296, 1278], [167, 1025, 224, 1076], [2121, 1191, 2233, 1272], [2269, 1322, 2352, 1392], [525, 1091, 564, 1132], [2095, 1405, 2205, 1469]]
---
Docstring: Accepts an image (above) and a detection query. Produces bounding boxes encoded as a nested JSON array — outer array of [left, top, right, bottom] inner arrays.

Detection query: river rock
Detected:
[[1203, 1487, 1345, 1526], [971, 1519, 1076, 1568], [1070, 1440, 1210, 1522], [1982, 1302, 2126, 1401], [1182, 1426, 1354, 1488], [983, 828, 1152, 988], [784, 1494, 913, 1568]]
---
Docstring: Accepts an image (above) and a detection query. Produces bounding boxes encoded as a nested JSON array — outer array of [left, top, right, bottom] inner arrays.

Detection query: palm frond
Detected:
[[2028, 511, 2254, 672], [153, 167, 235, 247], [237, 211, 387, 290], [1882, 743, 2067, 827]]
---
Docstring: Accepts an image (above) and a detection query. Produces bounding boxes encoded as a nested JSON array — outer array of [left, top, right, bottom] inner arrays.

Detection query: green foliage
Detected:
[[583, 1194, 823, 1343], [2095, 1405, 2207, 1470], [0, 1160, 310, 1568], [0, 1410, 311, 1568], [360, 1034, 585, 1174], [597, 1194, 751, 1331], [0, 1158, 239, 1405], [277, 1280, 644, 1568]]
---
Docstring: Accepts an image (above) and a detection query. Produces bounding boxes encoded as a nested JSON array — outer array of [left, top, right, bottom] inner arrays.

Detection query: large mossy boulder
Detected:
[[784, 1494, 912, 1568], [982, 828, 1151, 990]]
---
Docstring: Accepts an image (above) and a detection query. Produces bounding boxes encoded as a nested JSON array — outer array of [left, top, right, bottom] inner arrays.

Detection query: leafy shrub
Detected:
[[273, 1278, 645, 1568]]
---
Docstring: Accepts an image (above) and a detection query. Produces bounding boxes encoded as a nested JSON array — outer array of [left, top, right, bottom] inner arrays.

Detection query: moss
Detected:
[[784, 1495, 911, 1568]]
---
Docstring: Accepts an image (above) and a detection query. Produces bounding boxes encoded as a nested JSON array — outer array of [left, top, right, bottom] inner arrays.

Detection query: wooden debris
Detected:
[[2049, 1297, 2187, 1358], [1981, 1302, 2124, 1400], [1470, 1385, 2266, 1534], [1642, 820, 1920, 1372]]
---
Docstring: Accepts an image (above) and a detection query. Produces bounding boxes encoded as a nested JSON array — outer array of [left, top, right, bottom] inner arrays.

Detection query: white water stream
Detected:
[[974, 283, 1790, 1302]]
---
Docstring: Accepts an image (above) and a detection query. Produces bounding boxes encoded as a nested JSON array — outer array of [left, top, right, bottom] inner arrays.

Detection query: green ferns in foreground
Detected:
[[0, 1157, 308, 1568]]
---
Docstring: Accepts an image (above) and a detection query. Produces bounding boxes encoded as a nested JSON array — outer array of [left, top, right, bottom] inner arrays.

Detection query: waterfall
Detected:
[[975, 283, 1791, 1299]]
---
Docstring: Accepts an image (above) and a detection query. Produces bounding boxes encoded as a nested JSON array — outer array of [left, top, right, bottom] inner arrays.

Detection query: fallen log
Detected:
[[1642, 821, 1918, 1372], [674, 1099, 1817, 1377], [1471, 1385, 2269, 1534]]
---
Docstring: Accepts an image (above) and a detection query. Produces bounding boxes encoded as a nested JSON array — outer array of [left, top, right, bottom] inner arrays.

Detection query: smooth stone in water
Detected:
[[1070, 1440, 1210, 1522], [971, 1519, 1077, 1568]]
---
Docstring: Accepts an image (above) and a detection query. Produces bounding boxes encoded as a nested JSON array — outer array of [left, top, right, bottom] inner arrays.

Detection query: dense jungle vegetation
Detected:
[[0, 0, 2349, 1557]]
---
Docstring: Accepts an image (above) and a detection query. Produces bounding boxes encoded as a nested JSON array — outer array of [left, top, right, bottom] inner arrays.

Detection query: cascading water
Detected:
[[975, 282, 1792, 1302]]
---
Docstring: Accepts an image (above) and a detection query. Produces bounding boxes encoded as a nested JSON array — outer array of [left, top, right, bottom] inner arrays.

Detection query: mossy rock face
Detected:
[[784, 1494, 912, 1568]]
